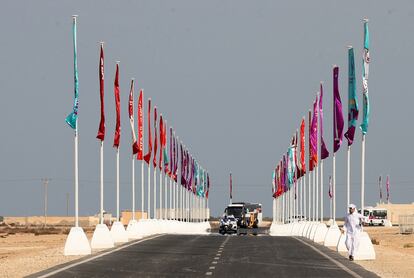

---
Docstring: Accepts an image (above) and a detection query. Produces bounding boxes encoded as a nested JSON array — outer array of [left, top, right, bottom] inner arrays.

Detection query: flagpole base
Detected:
[[91, 224, 115, 250], [110, 221, 128, 243], [313, 223, 328, 243], [323, 223, 341, 247], [64, 226, 91, 256], [354, 231, 376, 260], [126, 219, 143, 239]]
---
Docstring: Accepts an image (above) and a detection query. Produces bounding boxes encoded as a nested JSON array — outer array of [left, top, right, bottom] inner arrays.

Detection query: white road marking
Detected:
[[209, 266, 216, 270], [214, 257, 219, 260], [37, 234, 164, 278], [294, 237, 363, 278], [205, 272, 213, 276], [212, 261, 218, 264]]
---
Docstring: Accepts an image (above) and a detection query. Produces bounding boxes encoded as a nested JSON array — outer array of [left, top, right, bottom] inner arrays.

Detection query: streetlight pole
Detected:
[[41, 178, 51, 227]]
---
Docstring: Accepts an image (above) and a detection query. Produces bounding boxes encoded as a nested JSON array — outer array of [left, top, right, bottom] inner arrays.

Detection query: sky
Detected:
[[0, 0, 413, 218]]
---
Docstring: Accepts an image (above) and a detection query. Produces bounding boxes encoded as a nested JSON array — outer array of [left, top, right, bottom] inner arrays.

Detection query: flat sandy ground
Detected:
[[0, 228, 92, 278], [0, 225, 413, 277], [352, 226, 414, 278]]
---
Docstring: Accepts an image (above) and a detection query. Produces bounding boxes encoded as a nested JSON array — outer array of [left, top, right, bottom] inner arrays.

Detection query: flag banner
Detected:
[[66, 17, 79, 130], [137, 90, 144, 160], [272, 169, 276, 197], [143, 99, 152, 164], [163, 121, 169, 174], [295, 131, 300, 179], [386, 175, 390, 202], [153, 106, 158, 168], [308, 110, 314, 172], [159, 115, 164, 170], [113, 63, 121, 148], [188, 157, 194, 192], [230, 173, 233, 199], [319, 83, 330, 159], [360, 20, 370, 135], [203, 170, 207, 198], [206, 173, 210, 199], [300, 118, 306, 175], [328, 175, 333, 199], [283, 155, 288, 192], [168, 127, 173, 176], [96, 44, 105, 141], [128, 79, 139, 154], [333, 66, 344, 153], [288, 137, 296, 187], [310, 97, 318, 165], [344, 47, 359, 145], [174, 137, 178, 182], [180, 143, 186, 186], [379, 176, 383, 201], [185, 150, 191, 190]]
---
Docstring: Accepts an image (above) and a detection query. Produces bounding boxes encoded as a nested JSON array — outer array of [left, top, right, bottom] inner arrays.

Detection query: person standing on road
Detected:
[[341, 204, 366, 261]]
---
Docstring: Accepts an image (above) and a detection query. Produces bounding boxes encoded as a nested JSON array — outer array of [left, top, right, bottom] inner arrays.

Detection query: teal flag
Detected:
[[287, 143, 296, 187], [360, 20, 370, 135], [344, 47, 359, 145], [66, 16, 79, 130]]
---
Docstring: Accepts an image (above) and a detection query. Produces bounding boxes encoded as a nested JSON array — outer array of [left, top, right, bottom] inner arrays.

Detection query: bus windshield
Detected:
[[227, 207, 243, 218]]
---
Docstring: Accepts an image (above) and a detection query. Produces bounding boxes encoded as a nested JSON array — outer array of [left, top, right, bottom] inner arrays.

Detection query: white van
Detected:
[[360, 207, 388, 226]]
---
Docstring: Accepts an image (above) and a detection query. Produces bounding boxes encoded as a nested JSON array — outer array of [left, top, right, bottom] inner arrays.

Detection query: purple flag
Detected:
[[333, 66, 344, 153], [386, 175, 390, 202], [310, 97, 318, 165], [319, 83, 330, 160]]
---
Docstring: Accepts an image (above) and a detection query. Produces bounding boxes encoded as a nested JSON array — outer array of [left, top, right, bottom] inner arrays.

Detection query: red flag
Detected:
[[137, 90, 144, 160], [96, 44, 105, 141], [143, 99, 152, 164], [113, 63, 120, 148], [153, 106, 158, 168], [159, 115, 164, 170], [128, 79, 139, 154]]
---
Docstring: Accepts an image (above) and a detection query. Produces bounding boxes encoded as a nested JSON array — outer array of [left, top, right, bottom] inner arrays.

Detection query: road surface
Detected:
[[34, 234, 378, 278]]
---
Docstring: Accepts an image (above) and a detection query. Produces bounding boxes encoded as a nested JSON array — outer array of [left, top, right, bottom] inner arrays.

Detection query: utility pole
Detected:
[[41, 178, 51, 227], [66, 193, 70, 216]]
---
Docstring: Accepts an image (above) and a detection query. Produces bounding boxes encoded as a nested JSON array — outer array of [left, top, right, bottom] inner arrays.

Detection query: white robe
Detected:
[[344, 211, 365, 256]]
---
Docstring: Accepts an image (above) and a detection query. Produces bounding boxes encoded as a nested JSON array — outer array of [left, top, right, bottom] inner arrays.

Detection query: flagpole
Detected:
[[333, 153, 336, 223], [347, 145, 350, 209], [159, 167, 162, 219], [74, 124, 79, 227], [320, 160, 324, 222], [132, 153, 135, 221], [117, 147, 120, 221], [154, 167, 157, 219], [361, 134, 365, 214], [316, 92, 319, 222], [100, 141, 104, 224]]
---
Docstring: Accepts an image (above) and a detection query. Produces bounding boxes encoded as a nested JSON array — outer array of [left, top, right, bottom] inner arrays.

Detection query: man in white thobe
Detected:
[[342, 204, 366, 261]]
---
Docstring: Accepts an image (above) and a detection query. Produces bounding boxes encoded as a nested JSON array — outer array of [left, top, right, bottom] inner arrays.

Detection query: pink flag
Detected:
[[137, 90, 144, 160], [128, 79, 139, 154]]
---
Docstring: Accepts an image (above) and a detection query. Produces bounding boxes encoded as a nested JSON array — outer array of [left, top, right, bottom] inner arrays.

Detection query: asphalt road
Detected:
[[34, 234, 378, 278]]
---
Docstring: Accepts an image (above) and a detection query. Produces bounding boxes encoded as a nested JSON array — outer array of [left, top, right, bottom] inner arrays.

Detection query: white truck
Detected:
[[360, 206, 388, 226]]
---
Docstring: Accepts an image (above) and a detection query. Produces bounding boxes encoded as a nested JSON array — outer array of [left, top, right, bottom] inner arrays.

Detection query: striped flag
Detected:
[[344, 47, 359, 145], [153, 106, 158, 168], [333, 66, 344, 153]]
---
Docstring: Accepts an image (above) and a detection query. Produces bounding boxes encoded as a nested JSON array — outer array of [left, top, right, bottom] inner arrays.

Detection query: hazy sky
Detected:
[[1, 1, 413, 218]]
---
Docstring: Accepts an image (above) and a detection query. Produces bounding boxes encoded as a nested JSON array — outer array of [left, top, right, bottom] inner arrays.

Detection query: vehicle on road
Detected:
[[224, 202, 262, 228], [219, 215, 238, 234], [360, 207, 388, 226]]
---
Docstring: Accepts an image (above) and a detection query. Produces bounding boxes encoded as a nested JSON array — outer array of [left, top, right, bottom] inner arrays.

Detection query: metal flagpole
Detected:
[[148, 163, 151, 219], [100, 141, 104, 224], [154, 167, 157, 219], [320, 160, 324, 222], [165, 174, 168, 219], [132, 154, 135, 221], [159, 168, 162, 219], [75, 124, 79, 227], [347, 146, 350, 211], [361, 134, 365, 214], [141, 90, 145, 220], [333, 153, 336, 223], [117, 147, 120, 221]]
